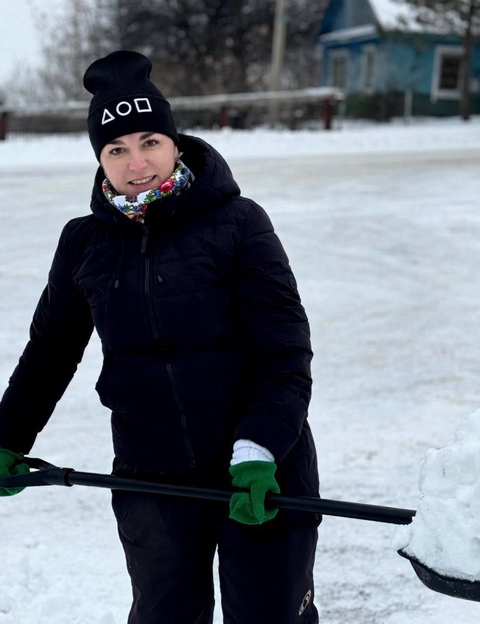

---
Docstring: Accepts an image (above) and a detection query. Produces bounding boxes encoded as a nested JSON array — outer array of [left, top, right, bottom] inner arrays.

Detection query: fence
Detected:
[[0, 87, 344, 139]]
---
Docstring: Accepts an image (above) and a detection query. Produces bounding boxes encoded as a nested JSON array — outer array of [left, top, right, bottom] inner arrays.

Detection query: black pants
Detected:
[[112, 489, 319, 624]]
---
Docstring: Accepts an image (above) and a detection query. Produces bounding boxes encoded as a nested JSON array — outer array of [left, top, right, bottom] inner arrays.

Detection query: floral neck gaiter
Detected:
[[102, 159, 194, 223]]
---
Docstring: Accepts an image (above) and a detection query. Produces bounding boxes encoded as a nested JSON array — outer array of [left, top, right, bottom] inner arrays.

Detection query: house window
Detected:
[[439, 56, 461, 90], [363, 45, 376, 93], [432, 46, 463, 100], [330, 50, 349, 90]]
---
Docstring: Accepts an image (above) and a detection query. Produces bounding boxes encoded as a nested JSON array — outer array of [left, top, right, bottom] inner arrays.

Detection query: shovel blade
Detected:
[[398, 549, 480, 602]]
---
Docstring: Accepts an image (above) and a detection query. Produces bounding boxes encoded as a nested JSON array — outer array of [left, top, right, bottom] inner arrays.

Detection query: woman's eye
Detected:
[[145, 139, 158, 147], [110, 148, 123, 156]]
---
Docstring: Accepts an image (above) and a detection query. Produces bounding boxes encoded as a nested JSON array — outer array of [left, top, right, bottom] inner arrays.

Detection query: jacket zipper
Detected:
[[141, 225, 196, 469], [165, 361, 196, 469]]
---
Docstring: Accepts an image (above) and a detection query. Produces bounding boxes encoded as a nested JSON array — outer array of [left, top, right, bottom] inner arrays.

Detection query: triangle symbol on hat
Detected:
[[102, 108, 115, 125]]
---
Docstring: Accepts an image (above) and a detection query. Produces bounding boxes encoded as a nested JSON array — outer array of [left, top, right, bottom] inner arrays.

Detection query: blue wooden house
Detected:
[[318, 0, 480, 118]]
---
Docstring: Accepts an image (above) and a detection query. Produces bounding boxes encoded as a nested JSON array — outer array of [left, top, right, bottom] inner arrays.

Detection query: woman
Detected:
[[0, 51, 320, 624]]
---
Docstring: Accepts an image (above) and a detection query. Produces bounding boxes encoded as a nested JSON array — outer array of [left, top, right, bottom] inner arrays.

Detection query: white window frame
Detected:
[[431, 45, 463, 101], [330, 49, 349, 91], [362, 45, 377, 94]]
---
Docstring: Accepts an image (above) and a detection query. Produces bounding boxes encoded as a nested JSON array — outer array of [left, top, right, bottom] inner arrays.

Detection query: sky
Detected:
[[0, 1, 39, 83], [0, 0, 68, 85]]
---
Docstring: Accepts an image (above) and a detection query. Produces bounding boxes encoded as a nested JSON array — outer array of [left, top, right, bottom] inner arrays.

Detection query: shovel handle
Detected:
[[7, 459, 478, 602], [1, 457, 415, 525]]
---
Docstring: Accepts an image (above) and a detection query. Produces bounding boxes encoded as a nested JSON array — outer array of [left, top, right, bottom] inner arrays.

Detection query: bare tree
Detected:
[[6, 0, 328, 105], [4, 0, 121, 105], [118, 0, 328, 94], [398, 0, 480, 119], [284, 0, 329, 88], [109, 0, 277, 95], [39, 0, 123, 102]]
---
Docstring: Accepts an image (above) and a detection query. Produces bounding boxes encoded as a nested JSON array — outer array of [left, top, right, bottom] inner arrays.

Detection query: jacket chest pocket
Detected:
[[154, 252, 234, 296], [150, 254, 238, 343]]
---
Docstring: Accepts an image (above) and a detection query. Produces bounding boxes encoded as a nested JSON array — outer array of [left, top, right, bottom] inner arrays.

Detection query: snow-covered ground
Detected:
[[1, 118, 480, 623]]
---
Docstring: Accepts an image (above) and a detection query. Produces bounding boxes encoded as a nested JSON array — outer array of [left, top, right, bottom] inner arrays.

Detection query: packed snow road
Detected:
[[0, 122, 480, 623]]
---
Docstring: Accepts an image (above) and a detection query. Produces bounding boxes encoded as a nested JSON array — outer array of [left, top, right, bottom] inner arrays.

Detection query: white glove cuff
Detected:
[[230, 439, 275, 466]]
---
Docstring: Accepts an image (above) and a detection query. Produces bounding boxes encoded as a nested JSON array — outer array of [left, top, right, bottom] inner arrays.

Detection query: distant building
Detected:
[[318, 0, 480, 118]]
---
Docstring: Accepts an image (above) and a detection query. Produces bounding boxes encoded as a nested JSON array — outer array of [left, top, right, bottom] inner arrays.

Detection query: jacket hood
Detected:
[[90, 134, 241, 228]]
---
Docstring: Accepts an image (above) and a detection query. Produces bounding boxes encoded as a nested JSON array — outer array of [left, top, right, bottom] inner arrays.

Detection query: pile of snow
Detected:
[[394, 410, 480, 581]]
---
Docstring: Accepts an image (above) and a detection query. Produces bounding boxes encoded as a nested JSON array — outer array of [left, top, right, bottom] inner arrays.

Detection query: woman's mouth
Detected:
[[129, 175, 156, 187]]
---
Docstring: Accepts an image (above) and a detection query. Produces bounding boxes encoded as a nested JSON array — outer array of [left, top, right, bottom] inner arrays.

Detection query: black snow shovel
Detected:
[[2, 457, 479, 603]]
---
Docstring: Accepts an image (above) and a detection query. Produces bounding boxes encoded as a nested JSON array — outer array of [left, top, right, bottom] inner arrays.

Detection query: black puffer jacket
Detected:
[[0, 135, 318, 497]]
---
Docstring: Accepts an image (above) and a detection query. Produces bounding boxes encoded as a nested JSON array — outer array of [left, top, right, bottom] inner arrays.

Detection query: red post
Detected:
[[323, 99, 333, 131], [0, 111, 8, 140], [219, 106, 229, 128]]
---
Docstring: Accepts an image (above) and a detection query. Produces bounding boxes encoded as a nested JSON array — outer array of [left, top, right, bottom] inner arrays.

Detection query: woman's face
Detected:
[[100, 131, 179, 195]]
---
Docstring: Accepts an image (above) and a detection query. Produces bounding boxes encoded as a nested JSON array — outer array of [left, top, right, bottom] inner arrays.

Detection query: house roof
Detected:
[[368, 0, 450, 33], [319, 0, 459, 41], [369, 0, 422, 30]]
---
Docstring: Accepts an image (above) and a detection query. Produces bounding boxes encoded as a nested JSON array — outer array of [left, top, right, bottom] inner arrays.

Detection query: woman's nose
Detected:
[[128, 153, 148, 171]]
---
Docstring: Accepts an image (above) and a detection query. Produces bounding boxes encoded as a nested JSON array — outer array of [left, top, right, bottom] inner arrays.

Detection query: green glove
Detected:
[[0, 448, 29, 497], [229, 460, 280, 525]]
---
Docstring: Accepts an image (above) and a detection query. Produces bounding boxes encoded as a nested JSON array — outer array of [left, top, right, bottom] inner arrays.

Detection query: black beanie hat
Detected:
[[83, 50, 179, 160]]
